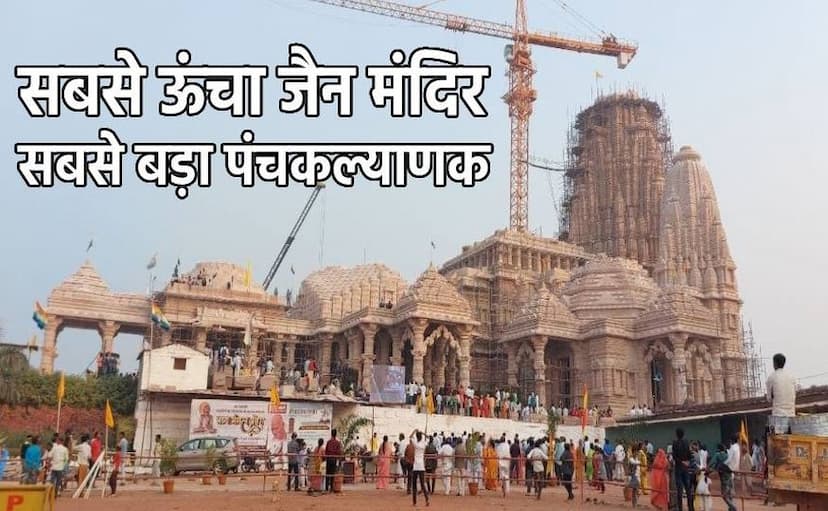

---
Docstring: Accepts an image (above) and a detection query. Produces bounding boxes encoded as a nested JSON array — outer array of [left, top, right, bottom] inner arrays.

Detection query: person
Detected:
[[49, 437, 69, 496], [0, 438, 9, 480], [324, 429, 342, 493], [151, 434, 162, 481], [738, 441, 753, 496], [483, 439, 498, 491], [23, 436, 42, 484], [726, 435, 740, 475], [628, 449, 641, 507], [592, 446, 606, 493], [509, 435, 520, 482], [766, 353, 796, 432], [410, 430, 430, 507], [287, 433, 300, 491], [614, 441, 626, 481], [90, 432, 102, 467], [74, 435, 91, 489], [424, 436, 438, 494], [376, 436, 391, 490], [637, 442, 649, 495], [297, 439, 308, 488], [437, 439, 454, 495], [306, 438, 323, 494], [751, 439, 766, 474], [118, 433, 129, 465], [695, 470, 713, 511], [709, 443, 737, 511], [650, 449, 669, 510], [108, 449, 122, 497], [554, 436, 566, 482], [560, 443, 575, 500], [672, 428, 694, 511], [527, 439, 548, 500], [495, 437, 511, 495], [469, 435, 483, 486], [453, 436, 467, 496]]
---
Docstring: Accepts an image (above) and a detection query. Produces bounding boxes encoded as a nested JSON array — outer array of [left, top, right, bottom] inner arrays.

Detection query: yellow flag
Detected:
[[105, 399, 115, 428], [57, 371, 65, 402], [269, 385, 280, 408], [739, 418, 749, 447], [244, 261, 252, 288]]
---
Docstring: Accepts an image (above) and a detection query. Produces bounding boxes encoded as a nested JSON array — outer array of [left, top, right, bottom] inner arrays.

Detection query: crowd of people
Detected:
[[7, 429, 130, 498], [403, 383, 614, 425]]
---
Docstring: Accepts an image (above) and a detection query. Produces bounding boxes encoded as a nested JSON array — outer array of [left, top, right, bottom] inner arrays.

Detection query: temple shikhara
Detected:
[[37, 93, 754, 413]]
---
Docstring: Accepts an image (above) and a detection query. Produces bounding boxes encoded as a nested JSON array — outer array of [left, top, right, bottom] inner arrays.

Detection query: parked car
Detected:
[[171, 436, 240, 474]]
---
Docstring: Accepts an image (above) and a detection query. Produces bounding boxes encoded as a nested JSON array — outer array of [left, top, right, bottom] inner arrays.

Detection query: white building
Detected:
[[138, 344, 210, 392]]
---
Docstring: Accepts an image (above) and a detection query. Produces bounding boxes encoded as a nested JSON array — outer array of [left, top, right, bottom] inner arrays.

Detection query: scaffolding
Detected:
[[742, 318, 767, 398]]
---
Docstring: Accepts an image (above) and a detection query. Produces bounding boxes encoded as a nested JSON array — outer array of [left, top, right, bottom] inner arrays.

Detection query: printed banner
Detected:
[[189, 399, 269, 447], [269, 401, 333, 459], [369, 365, 406, 404]]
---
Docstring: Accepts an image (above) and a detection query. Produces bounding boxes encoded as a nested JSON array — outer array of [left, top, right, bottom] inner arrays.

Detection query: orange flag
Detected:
[[105, 399, 115, 428]]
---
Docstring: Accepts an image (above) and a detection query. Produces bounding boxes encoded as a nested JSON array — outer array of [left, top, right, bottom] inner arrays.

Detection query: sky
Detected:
[[1, 1, 826, 387]]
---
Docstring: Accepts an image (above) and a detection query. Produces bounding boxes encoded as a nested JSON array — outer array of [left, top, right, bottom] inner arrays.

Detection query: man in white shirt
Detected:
[[410, 430, 429, 507], [766, 353, 796, 432], [527, 440, 548, 499], [438, 439, 454, 495], [49, 437, 69, 495], [75, 435, 92, 489], [726, 436, 741, 473], [495, 438, 511, 494], [613, 443, 626, 481]]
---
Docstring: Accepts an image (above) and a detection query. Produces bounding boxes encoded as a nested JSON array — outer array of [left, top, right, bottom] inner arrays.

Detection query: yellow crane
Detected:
[[307, 0, 636, 232]]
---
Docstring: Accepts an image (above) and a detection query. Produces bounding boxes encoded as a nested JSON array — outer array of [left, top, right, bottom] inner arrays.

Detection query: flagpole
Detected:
[[56, 397, 63, 433]]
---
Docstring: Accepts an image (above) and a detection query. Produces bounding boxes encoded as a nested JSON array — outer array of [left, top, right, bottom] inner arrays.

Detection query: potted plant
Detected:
[[159, 440, 179, 494], [335, 414, 372, 486], [465, 431, 480, 496], [202, 445, 218, 485], [216, 451, 228, 485]]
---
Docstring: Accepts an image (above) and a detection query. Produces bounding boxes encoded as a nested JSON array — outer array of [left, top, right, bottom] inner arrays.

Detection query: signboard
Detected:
[[369, 364, 406, 404], [0, 484, 54, 511], [269, 401, 333, 453], [189, 399, 269, 447]]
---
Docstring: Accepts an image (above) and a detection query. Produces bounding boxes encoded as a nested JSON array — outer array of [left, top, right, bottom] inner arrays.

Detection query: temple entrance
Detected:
[[516, 343, 535, 402], [644, 341, 675, 410], [545, 340, 574, 409], [423, 325, 460, 392], [374, 328, 393, 366], [402, 339, 413, 384]]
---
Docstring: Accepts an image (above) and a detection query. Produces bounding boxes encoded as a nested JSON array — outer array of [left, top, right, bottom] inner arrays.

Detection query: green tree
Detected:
[[0, 347, 30, 406]]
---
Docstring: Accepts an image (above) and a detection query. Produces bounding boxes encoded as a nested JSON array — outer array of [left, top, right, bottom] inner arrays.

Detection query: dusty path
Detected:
[[53, 476, 790, 511]]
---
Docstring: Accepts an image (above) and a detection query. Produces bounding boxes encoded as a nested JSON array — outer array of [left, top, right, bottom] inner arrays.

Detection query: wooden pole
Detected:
[[56, 398, 62, 434]]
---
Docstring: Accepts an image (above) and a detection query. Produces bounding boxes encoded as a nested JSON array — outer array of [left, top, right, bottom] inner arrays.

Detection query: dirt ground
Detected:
[[54, 475, 793, 511]]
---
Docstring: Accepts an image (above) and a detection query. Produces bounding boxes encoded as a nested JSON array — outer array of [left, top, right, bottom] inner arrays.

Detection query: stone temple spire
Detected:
[[655, 145, 738, 298], [655, 145, 745, 399]]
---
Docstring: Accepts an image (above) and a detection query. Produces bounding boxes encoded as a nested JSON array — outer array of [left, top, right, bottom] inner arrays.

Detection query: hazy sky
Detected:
[[1, 1, 826, 386]]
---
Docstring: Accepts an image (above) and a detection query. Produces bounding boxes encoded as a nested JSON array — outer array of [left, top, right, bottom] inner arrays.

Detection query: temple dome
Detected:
[[397, 264, 472, 316], [654, 145, 738, 294], [51, 261, 110, 298], [179, 262, 266, 293], [291, 264, 407, 320], [511, 284, 576, 325], [561, 256, 659, 320]]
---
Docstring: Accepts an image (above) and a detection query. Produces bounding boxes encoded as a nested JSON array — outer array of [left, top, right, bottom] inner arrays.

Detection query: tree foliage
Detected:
[[2, 370, 137, 416], [0, 347, 30, 406]]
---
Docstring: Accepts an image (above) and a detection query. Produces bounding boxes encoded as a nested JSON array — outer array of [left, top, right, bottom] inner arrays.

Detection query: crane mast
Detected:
[[262, 183, 325, 292], [307, 0, 636, 231]]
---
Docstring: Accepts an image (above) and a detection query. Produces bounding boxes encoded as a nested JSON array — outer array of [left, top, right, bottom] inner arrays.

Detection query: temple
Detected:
[[36, 96, 750, 413]]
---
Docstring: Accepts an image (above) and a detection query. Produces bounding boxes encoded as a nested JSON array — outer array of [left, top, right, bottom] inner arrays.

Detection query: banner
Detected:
[[369, 365, 406, 404], [189, 399, 269, 447], [269, 401, 333, 464]]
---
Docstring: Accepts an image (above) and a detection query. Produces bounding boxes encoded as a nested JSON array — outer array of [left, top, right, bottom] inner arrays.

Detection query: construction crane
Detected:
[[305, 0, 637, 232], [262, 182, 326, 292]]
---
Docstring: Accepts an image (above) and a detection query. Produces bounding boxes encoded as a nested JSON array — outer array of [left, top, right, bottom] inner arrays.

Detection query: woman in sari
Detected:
[[650, 448, 670, 510], [308, 438, 324, 494], [637, 443, 649, 495], [585, 443, 594, 483], [376, 436, 391, 489], [483, 439, 498, 490]]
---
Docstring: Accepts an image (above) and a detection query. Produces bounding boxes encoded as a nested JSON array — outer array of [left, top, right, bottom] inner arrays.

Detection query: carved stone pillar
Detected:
[[194, 328, 208, 353], [286, 342, 297, 371], [531, 336, 547, 407], [410, 318, 428, 384], [271, 339, 285, 379], [39, 318, 62, 375], [319, 334, 333, 385], [505, 343, 519, 388], [99, 320, 120, 354], [458, 328, 472, 389], [433, 343, 446, 390], [669, 333, 689, 405], [446, 348, 457, 389], [390, 326, 403, 366], [360, 323, 378, 391]]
